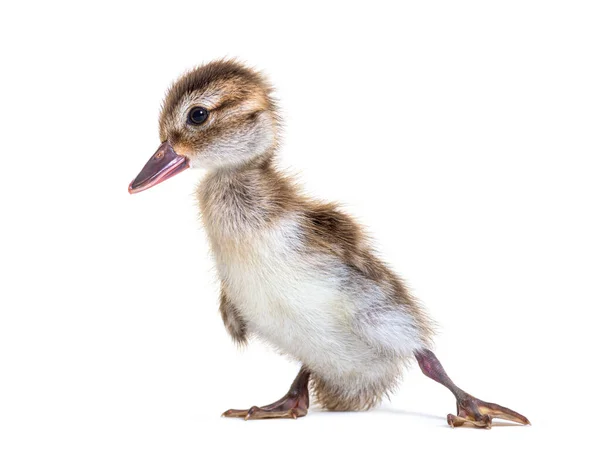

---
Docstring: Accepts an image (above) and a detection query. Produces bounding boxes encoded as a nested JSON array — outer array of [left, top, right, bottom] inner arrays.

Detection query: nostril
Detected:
[[155, 151, 164, 159]]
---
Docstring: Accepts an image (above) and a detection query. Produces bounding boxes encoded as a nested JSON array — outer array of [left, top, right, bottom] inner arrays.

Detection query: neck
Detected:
[[197, 152, 301, 239]]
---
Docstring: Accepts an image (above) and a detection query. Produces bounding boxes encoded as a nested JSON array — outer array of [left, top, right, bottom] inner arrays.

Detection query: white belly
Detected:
[[213, 217, 379, 376]]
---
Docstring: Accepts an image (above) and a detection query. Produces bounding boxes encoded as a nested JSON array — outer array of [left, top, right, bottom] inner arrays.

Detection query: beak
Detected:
[[128, 142, 189, 194]]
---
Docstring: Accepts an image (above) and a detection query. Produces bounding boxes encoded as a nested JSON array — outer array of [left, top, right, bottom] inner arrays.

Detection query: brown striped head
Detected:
[[161, 59, 278, 167], [129, 59, 279, 193]]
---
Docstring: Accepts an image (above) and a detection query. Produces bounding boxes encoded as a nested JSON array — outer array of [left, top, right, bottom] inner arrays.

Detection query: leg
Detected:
[[222, 366, 310, 420], [415, 349, 530, 429]]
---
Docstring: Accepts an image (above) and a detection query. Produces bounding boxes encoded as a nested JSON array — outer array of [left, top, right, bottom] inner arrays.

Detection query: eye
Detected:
[[187, 106, 209, 125]]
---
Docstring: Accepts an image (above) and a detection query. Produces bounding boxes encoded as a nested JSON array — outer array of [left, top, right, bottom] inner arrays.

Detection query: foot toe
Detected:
[[222, 409, 250, 418]]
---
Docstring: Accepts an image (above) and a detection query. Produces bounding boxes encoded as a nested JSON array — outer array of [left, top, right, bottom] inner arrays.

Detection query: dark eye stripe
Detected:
[[188, 107, 209, 125]]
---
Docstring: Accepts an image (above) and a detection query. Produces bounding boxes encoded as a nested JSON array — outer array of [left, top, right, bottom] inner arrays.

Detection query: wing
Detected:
[[219, 285, 248, 346], [302, 203, 434, 351]]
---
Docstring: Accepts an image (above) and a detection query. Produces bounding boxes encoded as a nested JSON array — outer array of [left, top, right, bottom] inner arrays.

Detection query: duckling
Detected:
[[129, 59, 529, 428]]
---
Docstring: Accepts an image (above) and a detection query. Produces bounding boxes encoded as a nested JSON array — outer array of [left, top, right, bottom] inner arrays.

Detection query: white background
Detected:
[[1, 1, 598, 460]]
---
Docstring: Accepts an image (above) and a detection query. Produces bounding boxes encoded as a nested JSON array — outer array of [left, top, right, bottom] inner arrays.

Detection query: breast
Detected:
[[209, 215, 378, 374]]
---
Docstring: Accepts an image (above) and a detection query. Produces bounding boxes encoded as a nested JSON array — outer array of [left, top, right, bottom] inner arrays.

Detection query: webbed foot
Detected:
[[222, 366, 310, 420], [448, 393, 530, 428], [415, 349, 530, 429]]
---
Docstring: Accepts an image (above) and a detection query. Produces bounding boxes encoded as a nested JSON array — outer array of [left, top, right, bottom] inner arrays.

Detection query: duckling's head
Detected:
[[129, 59, 278, 194]]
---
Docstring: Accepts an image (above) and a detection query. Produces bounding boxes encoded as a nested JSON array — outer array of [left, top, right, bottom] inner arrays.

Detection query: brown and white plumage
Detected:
[[129, 59, 529, 426], [166, 59, 431, 410]]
